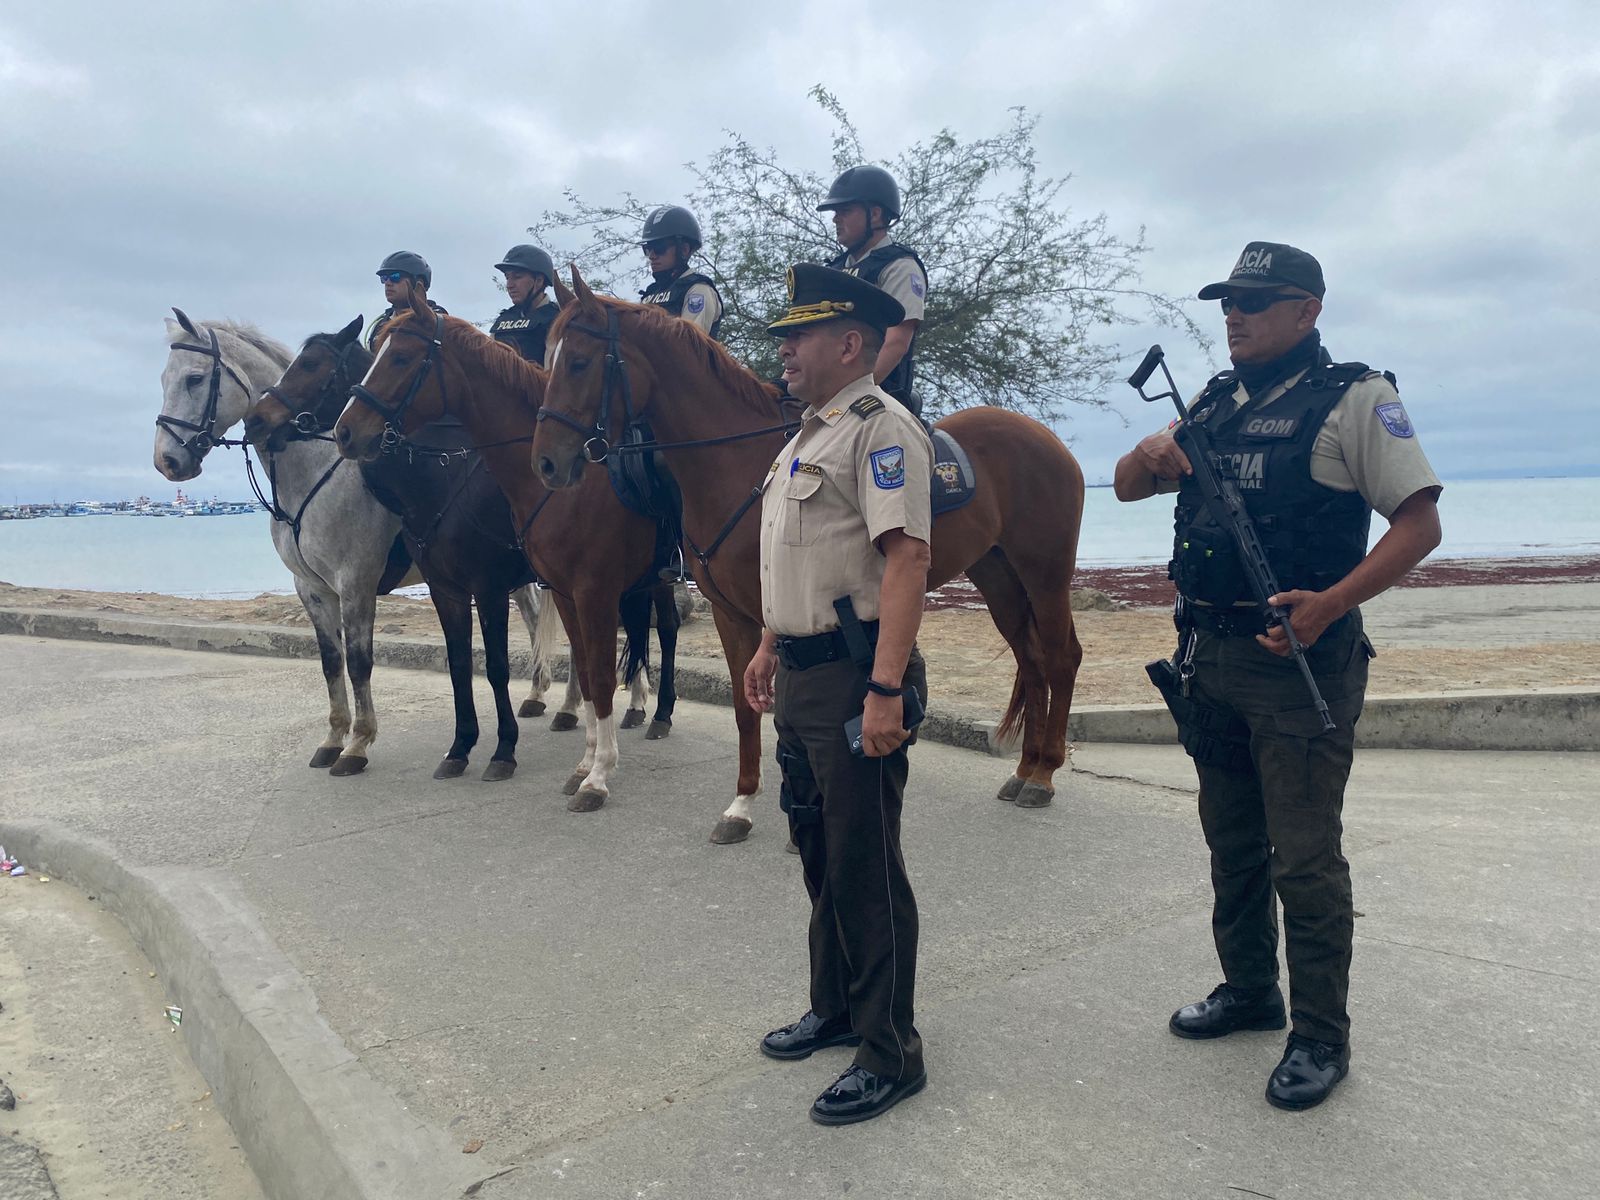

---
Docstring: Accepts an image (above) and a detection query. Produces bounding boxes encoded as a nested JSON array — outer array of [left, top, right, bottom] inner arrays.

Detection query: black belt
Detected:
[[774, 620, 880, 671], [1188, 603, 1350, 641]]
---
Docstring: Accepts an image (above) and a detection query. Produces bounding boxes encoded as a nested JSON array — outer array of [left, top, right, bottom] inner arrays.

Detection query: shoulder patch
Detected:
[[850, 395, 885, 419], [869, 445, 906, 489], [1375, 401, 1415, 439], [909, 275, 925, 298], [685, 292, 706, 315]]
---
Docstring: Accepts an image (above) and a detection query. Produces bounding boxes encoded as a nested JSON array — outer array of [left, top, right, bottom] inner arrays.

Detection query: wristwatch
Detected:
[[865, 679, 903, 697]]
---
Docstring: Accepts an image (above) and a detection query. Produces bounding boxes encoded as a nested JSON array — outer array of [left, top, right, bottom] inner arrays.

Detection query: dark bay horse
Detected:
[[533, 271, 1086, 841], [331, 291, 682, 813], [244, 316, 571, 782]]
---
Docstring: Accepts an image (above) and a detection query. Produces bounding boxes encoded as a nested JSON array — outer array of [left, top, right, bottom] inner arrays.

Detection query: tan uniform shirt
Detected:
[[759, 375, 934, 636], [1157, 368, 1442, 518], [680, 281, 722, 336], [843, 237, 927, 323]]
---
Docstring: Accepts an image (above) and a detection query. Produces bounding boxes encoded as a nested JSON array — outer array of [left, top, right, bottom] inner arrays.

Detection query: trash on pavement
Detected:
[[164, 1005, 183, 1031], [462, 1138, 485, 1154]]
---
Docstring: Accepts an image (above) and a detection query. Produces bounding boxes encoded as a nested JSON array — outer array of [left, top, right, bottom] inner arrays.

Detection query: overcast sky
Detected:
[[3, 0, 1597, 504]]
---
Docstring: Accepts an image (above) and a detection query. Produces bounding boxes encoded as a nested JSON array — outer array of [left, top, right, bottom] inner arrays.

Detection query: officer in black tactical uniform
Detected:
[[489, 244, 559, 365], [1114, 242, 1443, 1111], [367, 251, 447, 351], [817, 166, 929, 416], [637, 205, 723, 338]]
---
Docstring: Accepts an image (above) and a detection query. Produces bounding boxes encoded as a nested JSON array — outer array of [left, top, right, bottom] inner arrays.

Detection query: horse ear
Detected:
[[337, 315, 363, 346], [172, 307, 199, 337], [552, 270, 574, 309], [408, 282, 431, 320], [571, 265, 595, 307]]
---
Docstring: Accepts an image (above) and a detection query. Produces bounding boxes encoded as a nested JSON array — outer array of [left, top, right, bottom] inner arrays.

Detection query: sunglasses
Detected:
[[378, 272, 411, 284], [641, 240, 674, 255], [1220, 291, 1307, 315]]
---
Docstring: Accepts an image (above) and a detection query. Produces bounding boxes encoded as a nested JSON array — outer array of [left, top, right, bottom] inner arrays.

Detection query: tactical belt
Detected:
[[1186, 604, 1268, 638], [774, 620, 880, 671]]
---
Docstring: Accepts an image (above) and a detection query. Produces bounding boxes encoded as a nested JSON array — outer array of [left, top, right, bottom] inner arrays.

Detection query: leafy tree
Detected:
[[530, 87, 1204, 422]]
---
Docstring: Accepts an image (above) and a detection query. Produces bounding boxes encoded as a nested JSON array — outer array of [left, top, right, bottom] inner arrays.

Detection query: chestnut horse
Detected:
[[533, 271, 1086, 841], [332, 289, 682, 814]]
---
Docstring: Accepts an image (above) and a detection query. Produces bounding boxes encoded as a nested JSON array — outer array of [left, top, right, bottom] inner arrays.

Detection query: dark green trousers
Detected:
[[1187, 613, 1371, 1045], [774, 649, 928, 1081]]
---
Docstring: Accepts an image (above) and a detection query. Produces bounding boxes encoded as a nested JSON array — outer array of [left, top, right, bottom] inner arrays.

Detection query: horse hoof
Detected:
[[1015, 782, 1055, 809], [996, 776, 1025, 803], [561, 771, 586, 796], [433, 758, 468, 780], [785, 836, 800, 856], [518, 699, 547, 718], [568, 789, 606, 813], [309, 747, 341, 769], [550, 712, 579, 732], [620, 708, 646, 730], [481, 759, 516, 783], [329, 755, 368, 777], [710, 816, 752, 845], [645, 720, 672, 740]]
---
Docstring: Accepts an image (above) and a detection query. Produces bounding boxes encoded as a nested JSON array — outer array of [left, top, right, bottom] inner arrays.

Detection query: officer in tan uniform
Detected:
[[1114, 241, 1443, 1111], [743, 263, 934, 1126]]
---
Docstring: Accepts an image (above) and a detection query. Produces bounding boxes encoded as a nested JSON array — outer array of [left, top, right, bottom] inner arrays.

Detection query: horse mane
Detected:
[[551, 295, 784, 418], [383, 308, 547, 402], [169, 318, 292, 368]]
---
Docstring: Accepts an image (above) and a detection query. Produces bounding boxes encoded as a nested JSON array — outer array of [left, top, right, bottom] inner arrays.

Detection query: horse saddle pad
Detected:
[[606, 422, 683, 523], [929, 427, 976, 515]]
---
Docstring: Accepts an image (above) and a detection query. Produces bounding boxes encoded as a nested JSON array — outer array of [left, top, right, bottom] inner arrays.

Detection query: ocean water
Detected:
[[0, 477, 1595, 598]]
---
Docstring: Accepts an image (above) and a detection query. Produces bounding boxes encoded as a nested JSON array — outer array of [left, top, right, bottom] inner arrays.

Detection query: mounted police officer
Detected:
[[637, 205, 723, 338], [1113, 242, 1443, 1111], [367, 251, 447, 352], [818, 166, 928, 416], [489, 244, 559, 365], [744, 264, 934, 1126]]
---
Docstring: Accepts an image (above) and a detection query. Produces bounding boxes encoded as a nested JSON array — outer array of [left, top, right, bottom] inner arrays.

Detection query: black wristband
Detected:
[[865, 679, 903, 697]]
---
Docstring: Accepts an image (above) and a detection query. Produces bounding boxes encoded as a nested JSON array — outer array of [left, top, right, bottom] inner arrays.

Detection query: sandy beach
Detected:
[[4, 555, 1595, 712]]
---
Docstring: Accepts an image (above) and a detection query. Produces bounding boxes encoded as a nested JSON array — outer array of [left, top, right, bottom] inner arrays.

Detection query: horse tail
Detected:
[[617, 589, 651, 685], [525, 586, 559, 691], [994, 595, 1038, 746]]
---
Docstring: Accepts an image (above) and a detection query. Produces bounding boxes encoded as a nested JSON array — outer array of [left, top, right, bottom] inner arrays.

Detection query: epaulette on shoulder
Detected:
[[849, 395, 885, 419]]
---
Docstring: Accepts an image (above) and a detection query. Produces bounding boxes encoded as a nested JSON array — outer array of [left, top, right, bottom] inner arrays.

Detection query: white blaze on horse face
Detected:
[[358, 334, 391, 386], [548, 338, 563, 374]]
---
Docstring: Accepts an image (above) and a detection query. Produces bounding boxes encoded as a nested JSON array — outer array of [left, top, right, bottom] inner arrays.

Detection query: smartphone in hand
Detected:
[[844, 688, 926, 756]]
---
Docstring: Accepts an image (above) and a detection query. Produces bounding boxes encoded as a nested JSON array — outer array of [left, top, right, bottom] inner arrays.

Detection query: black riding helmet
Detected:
[[376, 250, 432, 289], [817, 165, 902, 223], [639, 205, 703, 251], [494, 244, 556, 282]]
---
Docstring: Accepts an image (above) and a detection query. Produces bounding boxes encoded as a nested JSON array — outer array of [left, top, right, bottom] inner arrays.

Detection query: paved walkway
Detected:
[[0, 635, 1594, 1199]]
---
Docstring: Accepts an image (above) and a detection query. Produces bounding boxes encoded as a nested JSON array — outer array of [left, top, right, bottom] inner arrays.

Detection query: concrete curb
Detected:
[[0, 820, 484, 1200], [2, 606, 1594, 753]]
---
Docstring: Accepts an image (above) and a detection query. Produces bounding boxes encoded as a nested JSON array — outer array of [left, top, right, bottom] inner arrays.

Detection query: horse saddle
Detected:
[[929, 427, 976, 515], [606, 422, 684, 576]]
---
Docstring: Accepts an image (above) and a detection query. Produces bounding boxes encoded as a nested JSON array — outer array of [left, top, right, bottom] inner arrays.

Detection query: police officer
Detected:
[[489, 244, 559, 365], [367, 251, 447, 351], [743, 264, 934, 1126], [817, 166, 928, 415], [1113, 242, 1443, 1111], [637, 205, 723, 338]]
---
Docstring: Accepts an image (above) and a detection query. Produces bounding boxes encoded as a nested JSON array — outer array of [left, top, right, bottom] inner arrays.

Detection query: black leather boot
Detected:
[[1169, 982, 1287, 1039], [1266, 1033, 1350, 1110]]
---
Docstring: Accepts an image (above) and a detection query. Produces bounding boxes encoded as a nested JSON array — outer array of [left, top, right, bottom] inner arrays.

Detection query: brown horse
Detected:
[[332, 288, 681, 813], [533, 270, 1086, 838]]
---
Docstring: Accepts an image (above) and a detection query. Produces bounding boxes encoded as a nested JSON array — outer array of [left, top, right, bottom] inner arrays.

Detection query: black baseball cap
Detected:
[[1198, 241, 1325, 300], [767, 263, 906, 337]]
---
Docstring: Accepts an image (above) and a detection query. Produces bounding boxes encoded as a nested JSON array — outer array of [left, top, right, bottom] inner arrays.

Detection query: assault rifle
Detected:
[[1127, 345, 1335, 732]]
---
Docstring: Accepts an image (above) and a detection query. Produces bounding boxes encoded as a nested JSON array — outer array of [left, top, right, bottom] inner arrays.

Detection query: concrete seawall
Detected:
[[2, 604, 1594, 753]]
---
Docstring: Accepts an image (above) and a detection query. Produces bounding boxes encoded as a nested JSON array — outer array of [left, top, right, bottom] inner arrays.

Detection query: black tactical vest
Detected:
[[366, 300, 448, 352], [489, 299, 557, 365], [827, 242, 926, 406], [1172, 362, 1382, 606], [638, 270, 723, 339]]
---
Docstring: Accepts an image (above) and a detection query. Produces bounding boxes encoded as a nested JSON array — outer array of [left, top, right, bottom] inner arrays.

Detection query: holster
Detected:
[[776, 743, 821, 827], [1146, 657, 1254, 772]]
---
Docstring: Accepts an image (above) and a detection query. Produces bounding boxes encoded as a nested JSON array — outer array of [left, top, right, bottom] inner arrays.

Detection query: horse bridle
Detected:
[[156, 328, 253, 458], [260, 334, 366, 438], [347, 313, 447, 452], [534, 308, 634, 463]]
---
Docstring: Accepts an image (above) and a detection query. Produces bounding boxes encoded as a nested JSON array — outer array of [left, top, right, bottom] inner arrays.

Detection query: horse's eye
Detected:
[[569, 358, 589, 372], [186, 373, 204, 388]]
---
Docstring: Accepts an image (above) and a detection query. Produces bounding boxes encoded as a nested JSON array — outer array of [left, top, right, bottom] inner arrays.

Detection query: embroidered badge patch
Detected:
[[686, 292, 706, 315], [910, 275, 925, 299], [934, 461, 961, 487], [870, 445, 906, 489], [1375, 401, 1414, 438]]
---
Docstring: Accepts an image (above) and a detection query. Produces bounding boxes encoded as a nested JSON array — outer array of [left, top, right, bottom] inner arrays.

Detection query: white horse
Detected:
[[153, 308, 564, 773]]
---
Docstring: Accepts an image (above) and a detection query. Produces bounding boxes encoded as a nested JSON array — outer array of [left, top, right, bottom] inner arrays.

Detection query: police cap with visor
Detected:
[[1198, 241, 1325, 300], [767, 263, 906, 338]]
